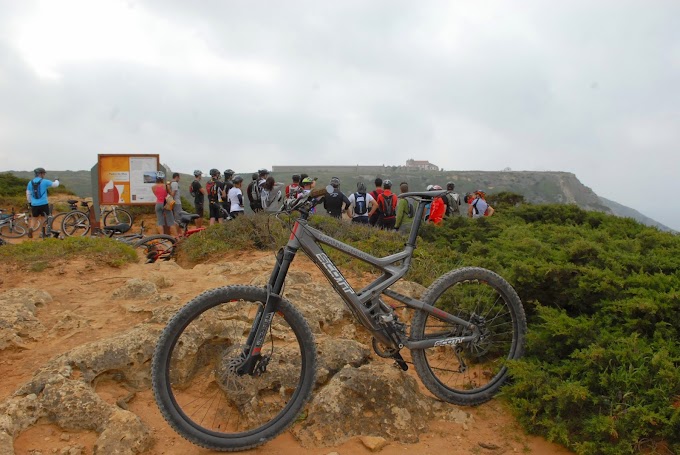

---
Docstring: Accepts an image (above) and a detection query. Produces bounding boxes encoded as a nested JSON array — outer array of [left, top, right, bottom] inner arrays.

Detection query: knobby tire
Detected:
[[410, 267, 526, 406], [151, 286, 316, 451]]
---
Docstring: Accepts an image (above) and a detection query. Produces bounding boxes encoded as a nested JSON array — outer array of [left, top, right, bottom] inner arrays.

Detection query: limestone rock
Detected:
[[0, 288, 51, 350], [111, 279, 157, 300], [94, 410, 153, 454]]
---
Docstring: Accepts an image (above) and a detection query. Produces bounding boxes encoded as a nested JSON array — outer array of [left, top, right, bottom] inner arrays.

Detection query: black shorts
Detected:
[[352, 216, 369, 224], [209, 202, 222, 219], [31, 204, 49, 217], [194, 202, 204, 217]]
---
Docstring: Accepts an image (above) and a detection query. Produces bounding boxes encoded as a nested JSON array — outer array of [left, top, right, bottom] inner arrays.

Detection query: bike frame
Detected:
[[238, 191, 481, 375]]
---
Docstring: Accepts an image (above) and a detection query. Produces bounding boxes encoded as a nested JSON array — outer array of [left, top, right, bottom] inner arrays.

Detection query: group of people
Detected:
[[25, 166, 496, 239], [182, 168, 495, 233]]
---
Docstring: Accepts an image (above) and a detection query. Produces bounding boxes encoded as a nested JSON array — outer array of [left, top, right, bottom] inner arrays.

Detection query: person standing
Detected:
[[444, 182, 461, 217], [151, 171, 178, 236], [285, 174, 301, 199], [369, 177, 384, 226], [468, 190, 495, 218], [206, 168, 225, 225], [169, 173, 183, 233], [190, 170, 206, 228], [246, 173, 262, 212], [228, 176, 245, 217], [395, 182, 415, 232], [369, 179, 397, 230], [428, 185, 446, 225], [261, 176, 285, 212], [321, 177, 350, 219], [346, 182, 375, 224], [222, 169, 235, 220], [26, 167, 60, 238]]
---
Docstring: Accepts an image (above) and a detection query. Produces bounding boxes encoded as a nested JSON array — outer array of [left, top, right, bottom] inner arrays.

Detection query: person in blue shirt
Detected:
[[26, 167, 60, 237]]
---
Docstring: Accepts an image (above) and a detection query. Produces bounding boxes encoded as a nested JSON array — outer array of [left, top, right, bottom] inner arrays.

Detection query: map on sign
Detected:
[[98, 154, 159, 205]]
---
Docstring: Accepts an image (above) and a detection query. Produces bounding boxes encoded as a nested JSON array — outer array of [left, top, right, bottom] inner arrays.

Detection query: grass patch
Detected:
[[0, 236, 138, 269]]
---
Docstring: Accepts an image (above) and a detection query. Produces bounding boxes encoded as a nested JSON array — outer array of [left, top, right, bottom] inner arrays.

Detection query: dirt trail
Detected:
[[1, 248, 572, 455]]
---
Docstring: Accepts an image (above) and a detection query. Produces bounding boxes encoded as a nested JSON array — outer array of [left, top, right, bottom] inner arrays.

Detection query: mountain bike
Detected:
[[61, 200, 134, 237], [0, 208, 28, 238], [151, 188, 527, 451]]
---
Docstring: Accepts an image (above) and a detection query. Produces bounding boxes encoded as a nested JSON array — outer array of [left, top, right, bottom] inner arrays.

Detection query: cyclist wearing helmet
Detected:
[[320, 177, 350, 219], [444, 181, 461, 217], [346, 181, 376, 224], [222, 169, 235, 219], [369, 179, 398, 230], [206, 168, 226, 225], [247, 173, 262, 212], [151, 171, 178, 236], [298, 176, 314, 198], [428, 185, 446, 225], [190, 170, 207, 227], [227, 175, 245, 217], [26, 167, 60, 238]]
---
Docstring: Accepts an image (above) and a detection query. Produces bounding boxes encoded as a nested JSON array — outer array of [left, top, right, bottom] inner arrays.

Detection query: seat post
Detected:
[[406, 200, 428, 248]]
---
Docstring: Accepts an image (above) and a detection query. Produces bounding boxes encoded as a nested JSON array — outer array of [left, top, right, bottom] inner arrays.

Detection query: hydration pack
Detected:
[[31, 179, 43, 200], [354, 192, 368, 215]]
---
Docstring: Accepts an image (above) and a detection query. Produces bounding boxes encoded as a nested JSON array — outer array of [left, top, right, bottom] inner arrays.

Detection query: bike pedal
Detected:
[[391, 352, 408, 371]]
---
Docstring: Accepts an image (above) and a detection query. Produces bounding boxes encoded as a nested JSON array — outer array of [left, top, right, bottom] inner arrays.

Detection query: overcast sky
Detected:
[[1, 0, 678, 230]]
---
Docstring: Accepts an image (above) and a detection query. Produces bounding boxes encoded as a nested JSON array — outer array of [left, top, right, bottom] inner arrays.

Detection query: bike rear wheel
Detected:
[[0, 220, 27, 238], [103, 208, 133, 228], [152, 286, 316, 451], [133, 234, 177, 263], [61, 211, 90, 236], [411, 267, 526, 406], [47, 213, 68, 238]]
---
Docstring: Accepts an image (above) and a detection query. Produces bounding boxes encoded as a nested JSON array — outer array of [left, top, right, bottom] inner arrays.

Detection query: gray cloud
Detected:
[[1, 0, 679, 229]]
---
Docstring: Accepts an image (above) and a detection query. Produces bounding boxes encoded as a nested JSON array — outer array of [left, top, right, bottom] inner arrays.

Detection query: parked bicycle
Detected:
[[61, 200, 134, 237], [151, 187, 527, 451], [0, 208, 28, 238]]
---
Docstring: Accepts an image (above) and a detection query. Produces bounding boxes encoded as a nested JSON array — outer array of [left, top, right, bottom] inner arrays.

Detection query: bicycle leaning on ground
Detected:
[[0, 208, 28, 238], [151, 187, 527, 451], [61, 200, 134, 237]]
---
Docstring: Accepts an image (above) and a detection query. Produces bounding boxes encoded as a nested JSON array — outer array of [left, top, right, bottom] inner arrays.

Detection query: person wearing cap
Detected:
[[346, 181, 375, 224], [246, 173, 262, 212], [321, 177, 350, 219], [26, 167, 60, 238], [190, 170, 207, 227], [369, 179, 398, 230], [227, 175, 245, 217]]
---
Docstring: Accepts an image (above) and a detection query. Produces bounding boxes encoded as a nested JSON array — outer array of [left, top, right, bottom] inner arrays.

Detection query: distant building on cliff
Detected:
[[405, 159, 439, 171]]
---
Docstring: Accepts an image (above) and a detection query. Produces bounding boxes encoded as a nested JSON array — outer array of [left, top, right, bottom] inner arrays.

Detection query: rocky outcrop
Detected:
[[0, 289, 52, 350]]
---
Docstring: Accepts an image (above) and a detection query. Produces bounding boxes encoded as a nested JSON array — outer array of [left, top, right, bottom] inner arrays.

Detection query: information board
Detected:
[[98, 154, 159, 205]]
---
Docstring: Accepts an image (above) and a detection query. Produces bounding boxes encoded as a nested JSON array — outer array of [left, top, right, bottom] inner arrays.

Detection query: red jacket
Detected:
[[429, 197, 446, 224], [376, 190, 398, 218]]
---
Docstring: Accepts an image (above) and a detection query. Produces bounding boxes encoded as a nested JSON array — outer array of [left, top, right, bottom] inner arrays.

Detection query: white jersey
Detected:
[[228, 187, 244, 213]]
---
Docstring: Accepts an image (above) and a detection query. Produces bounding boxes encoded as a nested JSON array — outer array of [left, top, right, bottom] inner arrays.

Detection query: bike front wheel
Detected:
[[0, 221, 27, 238], [410, 267, 526, 406], [133, 234, 176, 263], [152, 286, 316, 451], [61, 211, 90, 236]]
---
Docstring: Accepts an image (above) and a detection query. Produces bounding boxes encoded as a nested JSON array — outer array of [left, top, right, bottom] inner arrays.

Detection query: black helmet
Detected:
[[209, 168, 220, 178], [330, 177, 340, 188], [233, 175, 243, 184], [193, 169, 203, 177], [251, 173, 258, 180], [34, 167, 46, 176], [223, 169, 234, 177], [258, 168, 269, 176], [383, 179, 392, 189], [356, 182, 366, 193], [446, 182, 455, 190]]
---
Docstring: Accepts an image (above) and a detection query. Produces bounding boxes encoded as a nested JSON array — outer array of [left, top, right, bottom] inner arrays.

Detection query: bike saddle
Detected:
[[102, 223, 130, 234], [180, 213, 200, 222], [399, 190, 448, 200], [66, 199, 79, 205]]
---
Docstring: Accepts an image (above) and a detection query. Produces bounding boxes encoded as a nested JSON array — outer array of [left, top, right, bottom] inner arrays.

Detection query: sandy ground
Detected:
[[0, 225, 573, 455]]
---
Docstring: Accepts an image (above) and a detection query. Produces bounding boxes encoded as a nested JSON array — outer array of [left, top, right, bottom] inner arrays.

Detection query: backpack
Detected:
[[380, 194, 396, 218], [248, 181, 261, 202], [354, 192, 368, 216], [206, 180, 220, 201], [405, 198, 415, 218], [31, 179, 43, 200]]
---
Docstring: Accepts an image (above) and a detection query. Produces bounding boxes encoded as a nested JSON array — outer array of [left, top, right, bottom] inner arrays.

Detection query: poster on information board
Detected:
[[98, 154, 159, 205]]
